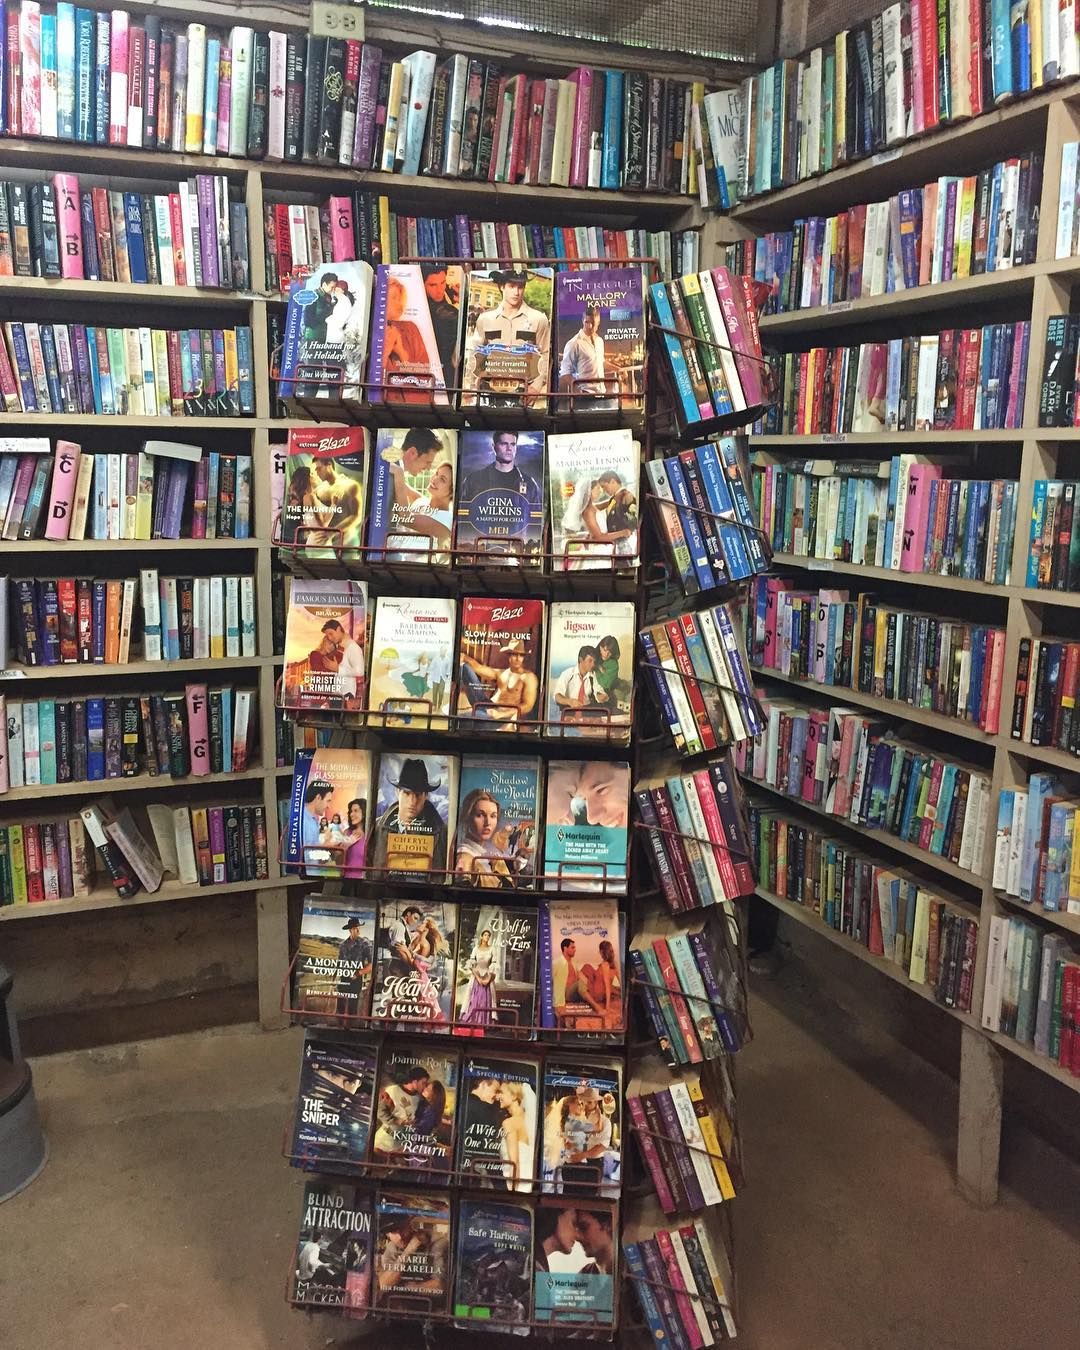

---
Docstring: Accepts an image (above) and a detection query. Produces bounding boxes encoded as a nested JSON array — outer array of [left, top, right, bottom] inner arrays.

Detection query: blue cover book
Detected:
[[290, 1033, 377, 1171], [123, 194, 148, 283], [74, 8, 95, 141], [55, 3, 76, 138], [452, 1199, 533, 1331], [600, 71, 624, 190], [92, 12, 109, 144]]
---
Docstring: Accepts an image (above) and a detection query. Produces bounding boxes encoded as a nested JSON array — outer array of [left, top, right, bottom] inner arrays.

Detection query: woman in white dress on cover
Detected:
[[498, 1079, 536, 1191]]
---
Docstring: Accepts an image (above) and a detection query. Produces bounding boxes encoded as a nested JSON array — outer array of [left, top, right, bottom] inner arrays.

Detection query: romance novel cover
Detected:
[[285, 748, 373, 879], [372, 1047, 460, 1183], [542, 760, 630, 894], [545, 601, 634, 740], [453, 902, 539, 1036], [367, 262, 465, 406], [455, 428, 545, 562], [554, 267, 645, 413], [455, 597, 544, 732], [369, 751, 456, 879], [456, 1053, 540, 1192], [374, 1190, 452, 1315], [453, 1198, 533, 1332], [290, 1032, 378, 1173], [540, 1058, 622, 1199], [548, 428, 640, 571], [460, 266, 553, 409], [367, 426, 458, 565], [367, 597, 456, 729], [538, 899, 625, 1035], [280, 426, 368, 553], [281, 579, 368, 714], [292, 895, 376, 1020], [279, 260, 375, 404], [292, 1182, 373, 1312], [453, 759, 541, 891], [371, 898, 456, 1028], [532, 1199, 616, 1327]]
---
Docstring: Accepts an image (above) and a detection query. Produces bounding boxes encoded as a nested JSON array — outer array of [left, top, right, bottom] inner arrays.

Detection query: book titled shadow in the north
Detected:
[[456, 428, 545, 562], [554, 267, 645, 412], [456, 1053, 540, 1192], [292, 894, 376, 1019], [278, 260, 375, 402], [374, 1191, 452, 1316], [542, 759, 630, 892], [453, 1198, 533, 1332], [291, 1181, 373, 1313], [284, 747, 373, 877], [372, 1045, 460, 1182], [533, 1198, 616, 1328], [290, 1031, 378, 1173]]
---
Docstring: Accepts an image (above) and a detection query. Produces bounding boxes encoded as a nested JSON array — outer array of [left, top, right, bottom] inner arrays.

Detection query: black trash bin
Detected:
[[0, 962, 47, 1202]]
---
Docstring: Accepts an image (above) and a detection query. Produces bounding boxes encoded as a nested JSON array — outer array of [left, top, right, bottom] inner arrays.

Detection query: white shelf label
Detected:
[[0, 669, 27, 679], [310, 1, 365, 39]]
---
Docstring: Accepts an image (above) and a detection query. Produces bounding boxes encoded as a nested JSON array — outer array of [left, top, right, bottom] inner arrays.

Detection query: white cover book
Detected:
[[173, 807, 200, 884], [914, 335, 939, 429], [184, 23, 206, 152], [140, 567, 162, 661], [209, 575, 225, 658], [393, 60, 413, 167], [138, 327, 156, 416], [980, 913, 1009, 1032], [1005, 790, 1028, 896], [225, 573, 240, 657], [268, 30, 287, 160], [6, 701, 23, 789], [1060, 0, 1079, 78], [105, 806, 164, 892], [758, 64, 774, 194], [550, 78, 576, 187], [22, 706, 39, 786], [992, 789, 1014, 888], [957, 775, 981, 873], [668, 1226, 715, 1347], [443, 52, 468, 176], [118, 576, 136, 662], [1057, 142, 1078, 258], [1043, 0, 1060, 81], [153, 196, 175, 286], [805, 47, 822, 177], [178, 182, 197, 287], [228, 26, 254, 156], [106, 453, 121, 539], [698, 271, 746, 413], [288, 203, 308, 268], [239, 575, 256, 656], [997, 159, 1020, 270], [146, 804, 180, 875], [400, 50, 436, 177], [948, 0, 971, 119], [882, 6, 905, 143]]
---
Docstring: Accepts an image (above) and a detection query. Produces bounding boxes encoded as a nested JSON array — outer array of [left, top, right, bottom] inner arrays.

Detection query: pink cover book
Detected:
[[693, 767, 738, 901], [710, 265, 765, 407], [762, 577, 789, 670], [984, 629, 1005, 735], [0, 697, 7, 792], [566, 67, 592, 188], [654, 1229, 705, 1350], [917, 759, 945, 850], [215, 46, 232, 155], [208, 806, 227, 882], [19, 1, 42, 137], [184, 682, 210, 776], [801, 714, 820, 802], [53, 174, 84, 279], [108, 9, 130, 146], [900, 463, 942, 572], [4, 455, 38, 537], [328, 196, 354, 262], [44, 440, 81, 540]]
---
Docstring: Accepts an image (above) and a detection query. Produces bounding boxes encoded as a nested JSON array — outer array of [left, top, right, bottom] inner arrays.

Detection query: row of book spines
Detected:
[[754, 464, 1017, 586], [274, 716, 333, 766], [0, 320, 255, 418], [982, 917, 1080, 1069], [1039, 314, 1080, 426], [0, 448, 252, 544], [749, 804, 978, 1010], [1011, 637, 1080, 753], [0, 685, 257, 792], [11, 571, 257, 667], [633, 762, 756, 913], [639, 606, 764, 759], [0, 174, 246, 290], [993, 776, 1080, 909], [1027, 481, 1080, 591], [626, 1082, 736, 1218], [624, 1229, 736, 1350], [762, 325, 1030, 437], [627, 935, 745, 1067]]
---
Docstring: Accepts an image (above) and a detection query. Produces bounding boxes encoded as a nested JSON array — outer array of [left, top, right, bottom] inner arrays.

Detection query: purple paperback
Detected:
[[553, 267, 645, 413]]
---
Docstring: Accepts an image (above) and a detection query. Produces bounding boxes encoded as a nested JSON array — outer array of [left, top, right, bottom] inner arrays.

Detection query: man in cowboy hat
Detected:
[[336, 915, 373, 1015], [462, 267, 550, 406], [369, 758, 448, 876], [459, 636, 539, 725]]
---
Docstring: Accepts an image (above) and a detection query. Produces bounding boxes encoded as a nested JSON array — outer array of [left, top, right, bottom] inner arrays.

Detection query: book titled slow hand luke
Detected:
[[292, 1181, 373, 1312], [371, 898, 456, 1028], [280, 578, 368, 713], [456, 597, 545, 732], [279, 426, 368, 553], [285, 747, 373, 878], [290, 1030, 378, 1173], [374, 1191, 452, 1315], [372, 1046, 460, 1182], [554, 266, 645, 412], [453, 1198, 533, 1332], [279, 259, 375, 403], [292, 894, 376, 1020]]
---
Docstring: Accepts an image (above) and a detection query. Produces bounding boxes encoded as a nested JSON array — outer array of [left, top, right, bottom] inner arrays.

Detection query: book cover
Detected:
[[548, 428, 639, 570], [456, 1053, 540, 1188], [292, 894, 376, 1019], [285, 746, 373, 878], [369, 750, 455, 877], [374, 1191, 452, 1314], [368, 597, 456, 728], [539, 899, 624, 1033], [456, 597, 544, 731], [453, 902, 539, 1037], [456, 427, 545, 562], [279, 258, 374, 403], [543, 760, 629, 893], [372, 1048, 459, 1182], [554, 267, 644, 412], [545, 601, 634, 737], [371, 898, 456, 1027], [280, 425, 367, 553], [533, 1200, 615, 1327], [281, 579, 368, 713], [292, 1182, 373, 1312], [461, 265, 553, 408], [540, 1058, 622, 1198], [453, 758, 541, 889], [453, 1198, 533, 1331], [290, 1031, 378, 1172], [367, 426, 457, 564], [367, 262, 464, 405]]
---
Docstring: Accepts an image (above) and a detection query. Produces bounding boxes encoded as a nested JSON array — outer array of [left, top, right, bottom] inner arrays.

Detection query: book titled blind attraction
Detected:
[[543, 759, 630, 893], [453, 901, 539, 1036], [533, 1199, 616, 1328], [280, 426, 368, 552], [290, 1031, 378, 1173], [371, 898, 456, 1028], [372, 1046, 460, 1182], [366, 262, 465, 405], [292, 1181, 373, 1312], [367, 427, 458, 564], [455, 597, 544, 732], [540, 1058, 622, 1198], [461, 266, 553, 409], [281, 578, 368, 713], [539, 899, 625, 1034], [369, 750, 456, 878], [453, 1198, 533, 1332], [367, 596, 456, 728], [548, 428, 640, 570], [554, 266, 645, 412], [285, 747, 373, 878], [279, 259, 375, 402], [456, 1053, 540, 1191], [455, 428, 545, 562], [374, 1191, 452, 1316], [545, 601, 634, 739], [453, 757, 541, 889], [292, 894, 376, 1019]]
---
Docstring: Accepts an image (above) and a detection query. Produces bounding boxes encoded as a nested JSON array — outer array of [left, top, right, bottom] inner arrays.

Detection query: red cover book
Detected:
[[167, 193, 186, 286], [651, 937, 702, 1062], [954, 327, 981, 428], [523, 77, 546, 185], [165, 330, 184, 412], [868, 885, 885, 954], [1060, 964, 1077, 1071], [796, 351, 810, 432], [1052, 643, 1080, 748], [650, 785, 694, 911], [24, 824, 45, 902], [567, 66, 592, 188], [505, 73, 530, 184], [920, 0, 940, 128], [809, 348, 827, 433], [981, 629, 1006, 734], [692, 767, 738, 901], [58, 577, 78, 662], [665, 619, 718, 753], [710, 266, 763, 406], [848, 203, 867, 296], [90, 187, 115, 281], [19, 1, 41, 137], [967, 0, 984, 114], [272, 202, 293, 291], [5, 8, 20, 135]]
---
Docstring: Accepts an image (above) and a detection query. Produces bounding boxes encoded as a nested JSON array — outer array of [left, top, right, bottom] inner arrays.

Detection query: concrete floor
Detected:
[[4, 966, 1080, 1350]]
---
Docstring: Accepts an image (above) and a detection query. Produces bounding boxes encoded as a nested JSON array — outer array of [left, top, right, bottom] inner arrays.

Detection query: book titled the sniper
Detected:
[[290, 1031, 379, 1173]]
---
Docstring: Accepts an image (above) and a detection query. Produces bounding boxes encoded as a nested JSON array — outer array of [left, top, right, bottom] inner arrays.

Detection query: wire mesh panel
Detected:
[[366, 0, 760, 62]]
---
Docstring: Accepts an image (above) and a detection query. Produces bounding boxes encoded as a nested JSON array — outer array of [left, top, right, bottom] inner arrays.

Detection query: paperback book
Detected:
[[279, 259, 375, 403], [539, 899, 625, 1034], [456, 598, 545, 731], [453, 1198, 533, 1331], [285, 747, 373, 878], [372, 1047, 460, 1181], [366, 262, 465, 405], [279, 426, 368, 553], [292, 894, 377, 1019], [453, 902, 539, 1035], [554, 266, 645, 412], [461, 266, 553, 409], [367, 596, 457, 728], [456, 1053, 540, 1190], [369, 752, 456, 879], [455, 428, 545, 563], [548, 428, 640, 570], [280, 579, 368, 713], [371, 898, 456, 1027], [290, 1032, 379, 1173], [533, 1200, 616, 1327], [367, 427, 458, 564], [374, 1191, 452, 1315], [542, 760, 630, 893], [545, 601, 634, 738], [453, 758, 541, 889], [540, 1058, 622, 1198], [292, 1182, 373, 1311]]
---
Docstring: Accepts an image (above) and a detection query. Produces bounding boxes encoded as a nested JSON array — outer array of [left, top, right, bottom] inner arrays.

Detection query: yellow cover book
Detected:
[[1030, 0, 1043, 87], [105, 579, 122, 664], [834, 32, 848, 163], [190, 808, 210, 882], [223, 329, 239, 414], [954, 176, 978, 278], [134, 451, 154, 541], [688, 81, 705, 197], [687, 1077, 736, 1200], [377, 195, 392, 266], [1068, 809, 1080, 910], [8, 825, 27, 904], [123, 328, 144, 415], [151, 328, 170, 413]]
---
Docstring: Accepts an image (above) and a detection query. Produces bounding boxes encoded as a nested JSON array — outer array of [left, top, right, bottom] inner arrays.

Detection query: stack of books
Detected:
[[994, 775, 1080, 913], [747, 576, 1008, 733], [751, 453, 1018, 585], [0, 684, 257, 789], [739, 2, 1071, 199], [982, 917, 1080, 1075], [0, 171, 249, 289], [1011, 635, 1080, 753], [749, 799, 979, 1012], [1039, 314, 1080, 425], [634, 755, 756, 912], [1027, 480, 1080, 590], [737, 692, 994, 875], [725, 151, 1043, 313], [624, 1220, 737, 1345], [0, 321, 256, 417], [758, 324, 1031, 435]]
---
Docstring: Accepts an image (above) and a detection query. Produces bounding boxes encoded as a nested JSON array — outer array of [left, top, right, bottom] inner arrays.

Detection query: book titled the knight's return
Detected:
[[372, 1046, 460, 1183], [453, 1198, 534, 1332], [291, 1181, 373, 1313], [554, 266, 645, 412], [289, 1031, 379, 1173], [280, 578, 368, 714], [292, 894, 376, 1020], [456, 1052, 540, 1192], [278, 259, 375, 403], [374, 1190, 452, 1316], [284, 747, 373, 878]]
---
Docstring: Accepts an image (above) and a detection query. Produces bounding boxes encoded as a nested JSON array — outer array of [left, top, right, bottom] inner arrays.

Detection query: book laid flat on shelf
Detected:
[[369, 751, 456, 879], [372, 1047, 459, 1183], [284, 746, 373, 878], [280, 426, 368, 553], [374, 1191, 452, 1316], [539, 1058, 622, 1198], [539, 899, 625, 1034], [545, 601, 634, 738], [367, 262, 466, 404], [291, 1182, 373, 1311], [371, 898, 456, 1028], [455, 598, 544, 731], [542, 759, 630, 893], [289, 1031, 379, 1173], [460, 266, 552, 409], [455, 428, 545, 564], [533, 1199, 617, 1328], [279, 259, 375, 403], [452, 759, 541, 889], [281, 579, 368, 714], [548, 429, 639, 572], [367, 596, 456, 727], [553, 266, 645, 412], [367, 429, 458, 565], [455, 1053, 539, 1190], [452, 1198, 533, 1332], [292, 895, 376, 1020], [452, 902, 539, 1035]]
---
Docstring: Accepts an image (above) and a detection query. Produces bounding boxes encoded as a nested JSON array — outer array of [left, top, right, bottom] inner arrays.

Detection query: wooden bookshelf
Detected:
[[734, 84, 1080, 1201]]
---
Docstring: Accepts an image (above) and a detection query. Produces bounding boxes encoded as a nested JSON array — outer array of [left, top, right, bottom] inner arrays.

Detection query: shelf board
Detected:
[[749, 665, 998, 747], [1015, 586, 1080, 608], [2, 655, 268, 680], [1033, 428, 1080, 441], [752, 429, 1024, 446], [985, 1026, 1080, 1094], [995, 890, 1080, 937], [741, 771, 986, 886], [0, 275, 262, 306], [755, 883, 977, 1023], [6, 536, 259, 552], [768, 552, 1012, 597], [0, 872, 304, 922], [0, 413, 255, 428], [1000, 739, 1080, 772], [0, 764, 270, 805]]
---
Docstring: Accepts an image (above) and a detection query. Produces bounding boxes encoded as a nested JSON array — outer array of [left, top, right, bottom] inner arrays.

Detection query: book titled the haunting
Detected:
[[545, 601, 635, 740], [284, 747, 373, 878], [554, 267, 645, 412], [461, 266, 553, 409], [280, 578, 368, 714], [453, 759, 542, 892], [374, 1190, 452, 1316], [279, 426, 368, 552], [369, 751, 456, 879], [547, 428, 640, 571], [455, 598, 545, 733], [289, 1031, 378, 1173], [279, 259, 375, 403], [291, 1181, 373, 1313], [456, 1053, 540, 1192], [367, 597, 457, 728], [538, 899, 625, 1037], [371, 898, 456, 1029], [455, 428, 545, 562], [292, 894, 376, 1020], [366, 262, 465, 405], [540, 1058, 623, 1199], [542, 760, 630, 893], [533, 1199, 616, 1328], [453, 1198, 533, 1332], [372, 1046, 460, 1183], [367, 427, 458, 565]]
